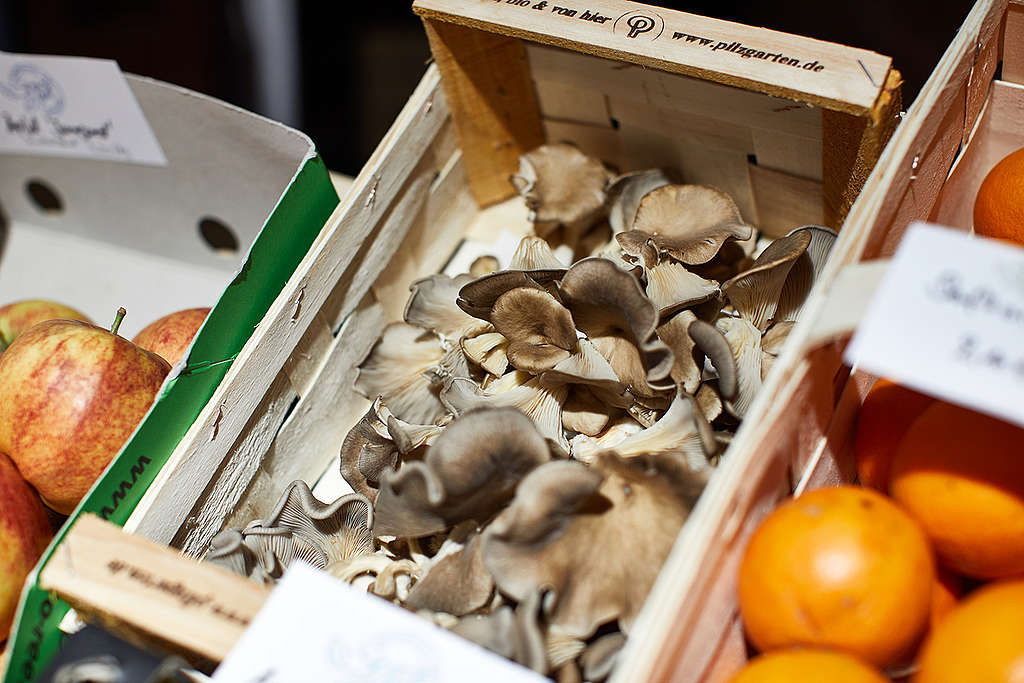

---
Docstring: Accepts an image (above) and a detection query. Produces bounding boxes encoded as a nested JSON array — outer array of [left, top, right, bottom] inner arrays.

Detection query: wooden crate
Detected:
[[619, 0, 1018, 680], [119, 0, 909, 679]]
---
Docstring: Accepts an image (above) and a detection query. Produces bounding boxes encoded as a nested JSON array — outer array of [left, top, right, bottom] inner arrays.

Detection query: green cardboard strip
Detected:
[[2, 154, 338, 683]]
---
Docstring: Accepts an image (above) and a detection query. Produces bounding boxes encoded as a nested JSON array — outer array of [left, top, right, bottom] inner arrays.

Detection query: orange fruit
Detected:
[[889, 401, 1024, 579], [913, 579, 1024, 682], [929, 568, 964, 629], [729, 649, 888, 683], [974, 147, 1024, 244], [853, 378, 933, 491], [738, 486, 934, 668]]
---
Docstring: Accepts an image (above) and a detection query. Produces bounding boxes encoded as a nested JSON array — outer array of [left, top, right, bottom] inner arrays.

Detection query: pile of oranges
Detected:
[[729, 379, 1024, 682]]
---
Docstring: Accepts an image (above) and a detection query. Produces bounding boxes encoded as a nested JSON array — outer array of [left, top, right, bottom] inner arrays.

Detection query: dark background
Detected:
[[0, 1, 976, 176]]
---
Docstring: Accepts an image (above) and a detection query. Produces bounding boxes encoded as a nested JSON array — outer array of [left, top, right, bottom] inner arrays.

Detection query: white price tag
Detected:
[[0, 52, 166, 165], [213, 563, 546, 683], [846, 222, 1024, 428]]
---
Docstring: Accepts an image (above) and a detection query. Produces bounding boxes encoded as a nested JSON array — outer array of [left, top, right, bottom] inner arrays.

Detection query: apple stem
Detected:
[[110, 307, 127, 336]]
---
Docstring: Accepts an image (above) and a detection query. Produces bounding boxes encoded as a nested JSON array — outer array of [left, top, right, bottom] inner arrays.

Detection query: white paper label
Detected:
[[213, 563, 547, 683], [0, 52, 166, 165], [846, 222, 1024, 428]]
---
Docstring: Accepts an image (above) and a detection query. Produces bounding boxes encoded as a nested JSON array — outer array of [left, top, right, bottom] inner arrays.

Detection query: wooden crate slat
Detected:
[[126, 68, 452, 546], [423, 18, 546, 206], [414, 0, 892, 115], [526, 44, 824, 139]]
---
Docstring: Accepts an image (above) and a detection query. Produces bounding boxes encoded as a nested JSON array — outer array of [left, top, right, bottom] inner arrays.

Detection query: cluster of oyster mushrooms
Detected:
[[205, 143, 837, 681]]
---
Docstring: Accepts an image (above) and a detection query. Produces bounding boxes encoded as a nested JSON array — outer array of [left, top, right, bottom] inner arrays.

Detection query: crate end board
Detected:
[[412, 0, 894, 116], [37, 514, 269, 667]]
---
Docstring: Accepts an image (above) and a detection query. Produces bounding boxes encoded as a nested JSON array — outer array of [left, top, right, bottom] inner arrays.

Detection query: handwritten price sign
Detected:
[[846, 222, 1024, 428]]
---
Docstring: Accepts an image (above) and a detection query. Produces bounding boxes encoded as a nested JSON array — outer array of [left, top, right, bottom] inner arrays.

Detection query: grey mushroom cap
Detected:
[[207, 482, 375, 583], [558, 258, 674, 400], [372, 407, 552, 538], [457, 271, 553, 321], [581, 632, 627, 682], [404, 533, 494, 617], [481, 455, 694, 639], [618, 185, 754, 265], [354, 322, 448, 425], [404, 273, 488, 340], [644, 259, 721, 319], [721, 229, 812, 332], [339, 398, 399, 501], [511, 143, 613, 239], [687, 319, 738, 401], [510, 235, 569, 272], [607, 169, 672, 235], [656, 310, 702, 395], [716, 316, 763, 419], [774, 225, 839, 323], [450, 588, 549, 674], [491, 287, 579, 373], [560, 386, 614, 437], [470, 255, 501, 277]]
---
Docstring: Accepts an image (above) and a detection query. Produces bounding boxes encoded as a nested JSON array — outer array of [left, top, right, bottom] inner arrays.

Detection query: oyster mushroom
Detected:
[[372, 407, 552, 538], [539, 338, 623, 394], [461, 330, 509, 377], [355, 322, 447, 424], [481, 455, 700, 638], [607, 169, 672, 235], [456, 271, 550, 321], [774, 225, 839, 323], [404, 273, 489, 341], [610, 389, 717, 469], [560, 385, 614, 437], [721, 229, 811, 331], [339, 398, 399, 500], [558, 258, 674, 402], [206, 481, 375, 582], [761, 320, 795, 381], [470, 255, 501, 277], [643, 258, 721, 320], [404, 532, 494, 616], [687, 319, 738, 401], [441, 375, 569, 452], [716, 316, 763, 418], [451, 587, 549, 673], [656, 310, 703, 394], [509, 235, 569, 273], [616, 185, 754, 265], [580, 632, 627, 682], [491, 287, 579, 373], [510, 143, 613, 244], [569, 417, 644, 463]]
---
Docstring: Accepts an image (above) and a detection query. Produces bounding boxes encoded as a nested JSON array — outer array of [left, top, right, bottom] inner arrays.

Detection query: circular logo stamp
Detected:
[[0, 63, 65, 115], [613, 10, 665, 40]]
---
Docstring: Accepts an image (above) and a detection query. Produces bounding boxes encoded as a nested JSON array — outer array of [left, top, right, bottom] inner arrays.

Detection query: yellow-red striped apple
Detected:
[[0, 452, 52, 641], [132, 307, 210, 366], [0, 310, 170, 514], [0, 299, 91, 352]]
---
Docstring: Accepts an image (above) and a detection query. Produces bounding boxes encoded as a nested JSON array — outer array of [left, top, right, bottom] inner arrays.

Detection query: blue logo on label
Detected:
[[0, 63, 64, 115]]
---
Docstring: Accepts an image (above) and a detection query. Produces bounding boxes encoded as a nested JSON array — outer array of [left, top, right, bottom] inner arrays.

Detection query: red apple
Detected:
[[0, 452, 52, 641], [0, 299, 91, 352], [0, 309, 170, 514], [132, 307, 210, 366]]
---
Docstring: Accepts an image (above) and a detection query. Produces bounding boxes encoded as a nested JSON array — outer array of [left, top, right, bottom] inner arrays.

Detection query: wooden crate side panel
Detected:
[[415, 0, 892, 115], [126, 70, 452, 546], [821, 68, 903, 230], [748, 163, 824, 236], [932, 80, 1024, 229], [526, 44, 824, 140], [834, 0, 1004, 265], [1002, 0, 1024, 84], [423, 19, 545, 206], [178, 140, 475, 554], [220, 296, 389, 534]]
